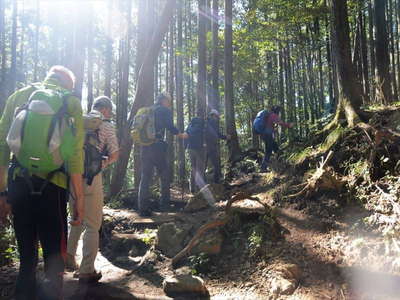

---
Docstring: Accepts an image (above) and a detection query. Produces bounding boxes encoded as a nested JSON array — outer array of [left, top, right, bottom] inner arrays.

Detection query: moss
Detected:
[[318, 125, 346, 153], [288, 146, 314, 165]]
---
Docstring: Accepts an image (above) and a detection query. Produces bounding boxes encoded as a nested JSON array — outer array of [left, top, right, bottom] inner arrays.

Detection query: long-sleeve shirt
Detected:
[[265, 113, 291, 133], [0, 78, 84, 190], [154, 105, 179, 140], [205, 118, 226, 148]]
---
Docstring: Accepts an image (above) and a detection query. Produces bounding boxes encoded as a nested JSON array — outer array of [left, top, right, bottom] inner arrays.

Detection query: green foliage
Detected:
[[0, 225, 18, 266], [141, 229, 157, 246], [188, 252, 211, 275]]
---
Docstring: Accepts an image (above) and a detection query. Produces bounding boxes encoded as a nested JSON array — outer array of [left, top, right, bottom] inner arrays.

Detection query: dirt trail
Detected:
[[3, 181, 400, 299]]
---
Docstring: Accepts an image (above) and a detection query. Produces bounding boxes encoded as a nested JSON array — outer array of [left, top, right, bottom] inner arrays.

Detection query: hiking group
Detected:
[[0, 65, 292, 300]]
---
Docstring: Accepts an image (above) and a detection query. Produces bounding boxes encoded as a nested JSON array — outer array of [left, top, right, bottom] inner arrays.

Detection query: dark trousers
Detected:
[[138, 141, 170, 212], [261, 131, 279, 170], [188, 149, 206, 193], [206, 146, 221, 183], [9, 176, 67, 300]]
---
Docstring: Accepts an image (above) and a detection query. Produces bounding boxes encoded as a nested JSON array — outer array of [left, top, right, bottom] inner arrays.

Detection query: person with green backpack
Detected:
[[0, 66, 84, 300], [66, 96, 119, 283], [133, 93, 188, 216]]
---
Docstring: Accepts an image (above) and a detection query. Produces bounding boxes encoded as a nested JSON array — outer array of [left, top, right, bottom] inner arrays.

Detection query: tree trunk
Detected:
[[9, 0, 18, 94], [197, 0, 207, 118], [176, 2, 185, 185], [109, 0, 177, 198], [373, 0, 392, 103], [104, 0, 113, 98], [33, 0, 40, 83], [329, 0, 364, 128], [87, 8, 94, 112], [224, 0, 241, 161]]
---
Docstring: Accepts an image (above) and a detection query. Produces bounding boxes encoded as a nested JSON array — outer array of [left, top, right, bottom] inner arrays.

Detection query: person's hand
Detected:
[[178, 133, 189, 139], [70, 195, 84, 226], [288, 123, 294, 128], [0, 196, 11, 226]]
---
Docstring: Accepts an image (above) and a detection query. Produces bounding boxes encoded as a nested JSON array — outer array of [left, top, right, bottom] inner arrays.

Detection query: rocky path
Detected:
[[3, 180, 400, 299]]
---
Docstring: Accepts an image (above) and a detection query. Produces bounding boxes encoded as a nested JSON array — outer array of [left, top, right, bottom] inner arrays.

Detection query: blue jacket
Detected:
[[205, 118, 226, 148], [154, 105, 179, 140], [185, 117, 204, 150]]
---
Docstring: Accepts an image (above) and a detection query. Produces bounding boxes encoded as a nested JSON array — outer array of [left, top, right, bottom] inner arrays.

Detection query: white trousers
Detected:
[[67, 174, 103, 274]]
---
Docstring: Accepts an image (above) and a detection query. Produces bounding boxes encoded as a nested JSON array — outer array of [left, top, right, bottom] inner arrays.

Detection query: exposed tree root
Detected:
[[286, 151, 346, 199], [171, 191, 263, 268]]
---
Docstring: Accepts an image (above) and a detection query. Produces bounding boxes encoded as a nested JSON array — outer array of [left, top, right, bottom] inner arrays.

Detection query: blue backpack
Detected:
[[253, 110, 269, 134]]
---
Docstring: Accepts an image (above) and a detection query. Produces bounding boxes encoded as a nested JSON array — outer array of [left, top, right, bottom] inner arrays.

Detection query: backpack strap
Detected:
[[46, 93, 70, 146]]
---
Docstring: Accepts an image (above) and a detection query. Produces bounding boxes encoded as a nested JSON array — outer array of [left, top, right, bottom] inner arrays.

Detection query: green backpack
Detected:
[[6, 87, 77, 174], [131, 106, 156, 146]]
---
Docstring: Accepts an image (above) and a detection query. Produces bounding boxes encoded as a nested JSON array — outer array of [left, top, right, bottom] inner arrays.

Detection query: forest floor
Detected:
[[4, 107, 400, 299], [2, 165, 400, 299]]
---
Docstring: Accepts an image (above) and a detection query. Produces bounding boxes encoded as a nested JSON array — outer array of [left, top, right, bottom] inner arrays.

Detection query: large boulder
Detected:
[[163, 274, 209, 297], [156, 223, 192, 258], [184, 184, 226, 212]]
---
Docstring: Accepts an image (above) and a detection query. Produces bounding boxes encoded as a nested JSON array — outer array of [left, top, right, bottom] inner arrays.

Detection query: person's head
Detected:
[[209, 109, 220, 119], [45, 65, 75, 91], [156, 93, 172, 108], [271, 105, 282, 115], [93, 96, 114, 119]]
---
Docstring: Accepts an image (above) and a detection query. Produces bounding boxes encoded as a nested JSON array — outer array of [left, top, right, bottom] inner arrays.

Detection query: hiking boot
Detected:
[[78, 271, 102, 284], [65, 254, 78, 272]]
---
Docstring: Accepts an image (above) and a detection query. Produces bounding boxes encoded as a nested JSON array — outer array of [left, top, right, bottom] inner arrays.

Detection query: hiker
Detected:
[[185, 116, 206, 193], [137, 93, 188, 216], [0, 66, 84, 300], [258, 105, 292, 172], [66, 96, 119, 283], [205, 109, 230, 184]]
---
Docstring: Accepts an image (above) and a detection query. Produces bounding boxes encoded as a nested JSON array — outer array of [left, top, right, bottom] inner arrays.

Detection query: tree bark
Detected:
[[104, 0, 113, 98], [197, 0, 207, 118], [224, 0, 241, 161], [329, 0, 364, 127], [176, 2, 185, 185], [373, 0, 392, 103], [109, 0, 177, 198]]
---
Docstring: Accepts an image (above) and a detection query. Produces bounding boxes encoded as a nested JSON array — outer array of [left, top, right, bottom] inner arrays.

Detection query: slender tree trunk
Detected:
[[9, 0, 18, 94], [87, 8, 94, 112], [0, 0, 5, 82], [176, 2, 185, 185], [109, 0, 177, 198], [104, 0, 113, 98], [197, 0, 207, 118], [388, 0, 398, 100], [373, 0, 392, 103], [368, 0, 376, 101], [224, 0, 241, 161], [33, 0, 40, 82], [211, 0, 222, 170]]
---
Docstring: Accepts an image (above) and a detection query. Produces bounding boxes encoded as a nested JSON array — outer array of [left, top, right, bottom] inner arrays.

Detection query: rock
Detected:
[[110, 233, 148, 257], [185, 194, 209, 212], [185, 184, 226, 212], [191, 231, 224, 256], [163, 274, 209, 297], [175, 266, 193, 276], [156, 223, 192, 257], [270, 263, 301, 297], [275, 263, 302, 281], [231, 198, 266, 215], [271, 277, 297, 296]]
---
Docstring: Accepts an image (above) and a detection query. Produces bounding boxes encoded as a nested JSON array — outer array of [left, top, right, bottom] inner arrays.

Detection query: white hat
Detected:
[[209, 109, 220, 116]]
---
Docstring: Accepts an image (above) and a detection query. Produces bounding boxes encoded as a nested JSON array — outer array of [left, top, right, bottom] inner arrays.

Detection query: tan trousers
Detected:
[[67, 174, 103, 274]]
